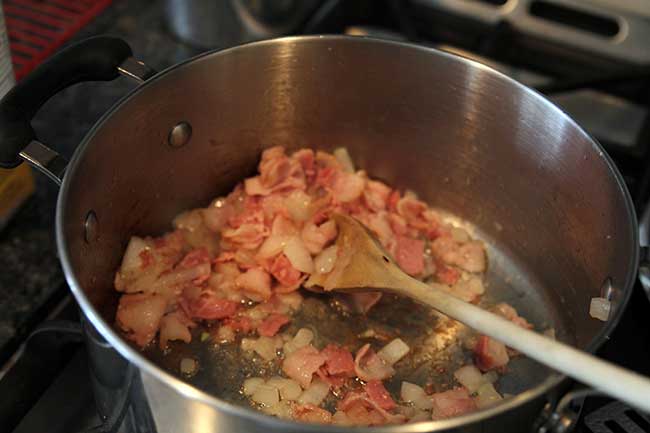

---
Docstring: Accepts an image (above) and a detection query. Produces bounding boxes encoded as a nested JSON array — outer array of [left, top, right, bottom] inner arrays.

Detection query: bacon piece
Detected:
[[493, 303, 533, 329], [292, 404, 333, 424], [474, 336, 509, 371], [321, 344, 355, 376], [257, 313, 290, 337], [354, 344, 395, 381], [186, 292, 239, 320], [116, 293, 167, 347], [235, 267, 272, 301], [363, 180, 391, 211], [270, 254, 302, 288], [282, 344, 328, 388], [435, 264, 460, 285], [338, 392, 405, 425], [365, 380, 396, 410], [394, 236, 424, 276], [221, 220, 269, 250], [431, 388, 477, 419]]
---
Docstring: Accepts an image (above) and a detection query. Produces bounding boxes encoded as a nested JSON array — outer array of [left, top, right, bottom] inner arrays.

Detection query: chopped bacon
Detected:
[[221, 220, 269, 250], [270, 254, 302, 288], [493, 303, 533, 329], [292, 404, 333, 424], [474, 336, 509, 371], [363, 180, 391, 211], [394, 236, 424, 276], [435, 264, 460, 285], [292, 149, 316, 181], [354, 344, 395, 381], [186, 292, 239, 320], [257, 313, 290, 337], [365, 380, 396, 410], [282, 345, 328, 388], [235, 267, 272, 301], [431, 388, 476, 419], [116, 293, 167, 347], [338, 391, 405, 425], [321, 344, 355, 376], [431, 237, 486, 273], [387, 190, 400, 212], [396, 195, 427, 223], [225, 316, 253, 333]]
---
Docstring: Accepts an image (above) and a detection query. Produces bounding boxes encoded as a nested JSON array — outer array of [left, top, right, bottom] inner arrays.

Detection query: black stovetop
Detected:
[[1, 1, 650, 432]]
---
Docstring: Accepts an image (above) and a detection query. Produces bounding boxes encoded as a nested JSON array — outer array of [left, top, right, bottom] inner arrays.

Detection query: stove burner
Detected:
[[584, 402, 650, 433]]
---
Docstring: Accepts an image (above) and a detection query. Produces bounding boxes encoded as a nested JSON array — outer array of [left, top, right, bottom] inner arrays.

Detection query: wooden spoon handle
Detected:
[[399, 277, 650, 413]]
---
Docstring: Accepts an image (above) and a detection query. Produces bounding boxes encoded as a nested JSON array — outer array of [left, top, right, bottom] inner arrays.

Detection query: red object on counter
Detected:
[[2, 0, 113, 80]]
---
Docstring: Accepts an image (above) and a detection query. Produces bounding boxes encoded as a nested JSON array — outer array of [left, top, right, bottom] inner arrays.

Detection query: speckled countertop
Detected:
[[0, 0, 203, 356]]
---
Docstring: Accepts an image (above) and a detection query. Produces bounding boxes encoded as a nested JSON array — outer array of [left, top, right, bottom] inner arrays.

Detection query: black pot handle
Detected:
[[0, 36, 138, 171]]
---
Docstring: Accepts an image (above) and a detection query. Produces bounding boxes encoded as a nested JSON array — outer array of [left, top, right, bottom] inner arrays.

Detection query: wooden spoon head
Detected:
[[304, 214, 412, 294]]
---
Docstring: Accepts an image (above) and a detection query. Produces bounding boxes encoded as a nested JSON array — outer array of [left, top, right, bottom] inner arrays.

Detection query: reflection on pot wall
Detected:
[[164, 0, 320, 49]]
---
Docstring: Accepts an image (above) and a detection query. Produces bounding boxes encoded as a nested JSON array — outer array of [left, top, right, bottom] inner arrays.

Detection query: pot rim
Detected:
[[55, 35, 639, 432]]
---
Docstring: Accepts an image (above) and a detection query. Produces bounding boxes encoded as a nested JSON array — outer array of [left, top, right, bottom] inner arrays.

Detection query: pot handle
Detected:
[[0, 36, 155, 183]]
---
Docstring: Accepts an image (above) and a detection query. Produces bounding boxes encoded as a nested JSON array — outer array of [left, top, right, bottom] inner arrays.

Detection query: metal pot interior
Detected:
[[57, 36, 638, 428]]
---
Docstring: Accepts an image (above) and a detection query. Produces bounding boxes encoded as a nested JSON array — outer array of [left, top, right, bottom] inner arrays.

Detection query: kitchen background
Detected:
[[0, 1, 649, 432]]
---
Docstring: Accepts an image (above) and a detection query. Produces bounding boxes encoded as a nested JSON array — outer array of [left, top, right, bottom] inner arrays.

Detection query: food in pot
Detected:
[[113, 146, 533, 425]]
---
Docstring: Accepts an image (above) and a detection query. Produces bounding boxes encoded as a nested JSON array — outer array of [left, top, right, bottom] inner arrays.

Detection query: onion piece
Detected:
[[180, 358, 197, 375], [243, 377, 265, 396], [267, 377, 303, 401], [474, 383, 503, 408], [257, 235, 291, 259], [589, 297, 610, 321], [334, 147, 355, 173], [482, 371, 499, 384], [242, 336, 282, 361], [400, 381, 433, 410], [298, 379, 331, 406], [283, 237, 314, 273], [313, 245, 338, 274], [284, 328, 314, 355], [377, 338, 410, 366], [261, 400, 292, 418], [285, 190, 312, 222], [453, 365, 485, 393], [252, 384, 280, 406]]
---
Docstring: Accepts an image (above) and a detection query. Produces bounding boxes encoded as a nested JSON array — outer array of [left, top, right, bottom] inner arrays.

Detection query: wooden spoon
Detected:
[[306, 214, 650, 413]]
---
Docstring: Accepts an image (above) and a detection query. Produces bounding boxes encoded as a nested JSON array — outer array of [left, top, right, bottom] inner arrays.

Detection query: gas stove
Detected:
[[1, 1, 650, 432]]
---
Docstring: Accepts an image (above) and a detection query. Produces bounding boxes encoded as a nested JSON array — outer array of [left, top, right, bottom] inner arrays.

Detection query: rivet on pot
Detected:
[[84, 210, 98, 244], [600, 277, 614, 301], [168, 121, 192, 148]]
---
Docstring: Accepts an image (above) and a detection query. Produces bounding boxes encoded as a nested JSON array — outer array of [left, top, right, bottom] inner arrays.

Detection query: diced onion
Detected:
[[257, 235, 291, 259], [454, 365, 485, 393], [314, 246, 338, 274], [284, 328, 314, 355], [450, 227, 470, 243], [298, 379, 330, 406], [242, 336, 282, 361], [400, 382, 433, 410], [243, 377, 265, 396], [474, 383, 503, 408], [334, 147, 355, 173], [482, 370, 499, 384], [283, 237, 314, 273], [252, 384, 280, 406], [267, 377, 302, 401], [180, 358, 197, 375], [589, 297, 610, 321], [261, 400, 292, 418], [285, 190, 312, 222], [378, 338, 410, 366]]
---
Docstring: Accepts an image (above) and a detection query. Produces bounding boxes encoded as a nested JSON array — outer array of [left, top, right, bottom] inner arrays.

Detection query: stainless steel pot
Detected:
[[0, 35, 640, 433]]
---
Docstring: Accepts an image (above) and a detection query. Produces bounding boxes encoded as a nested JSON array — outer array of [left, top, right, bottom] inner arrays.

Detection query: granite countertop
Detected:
[[0, 0, 203, 356]]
